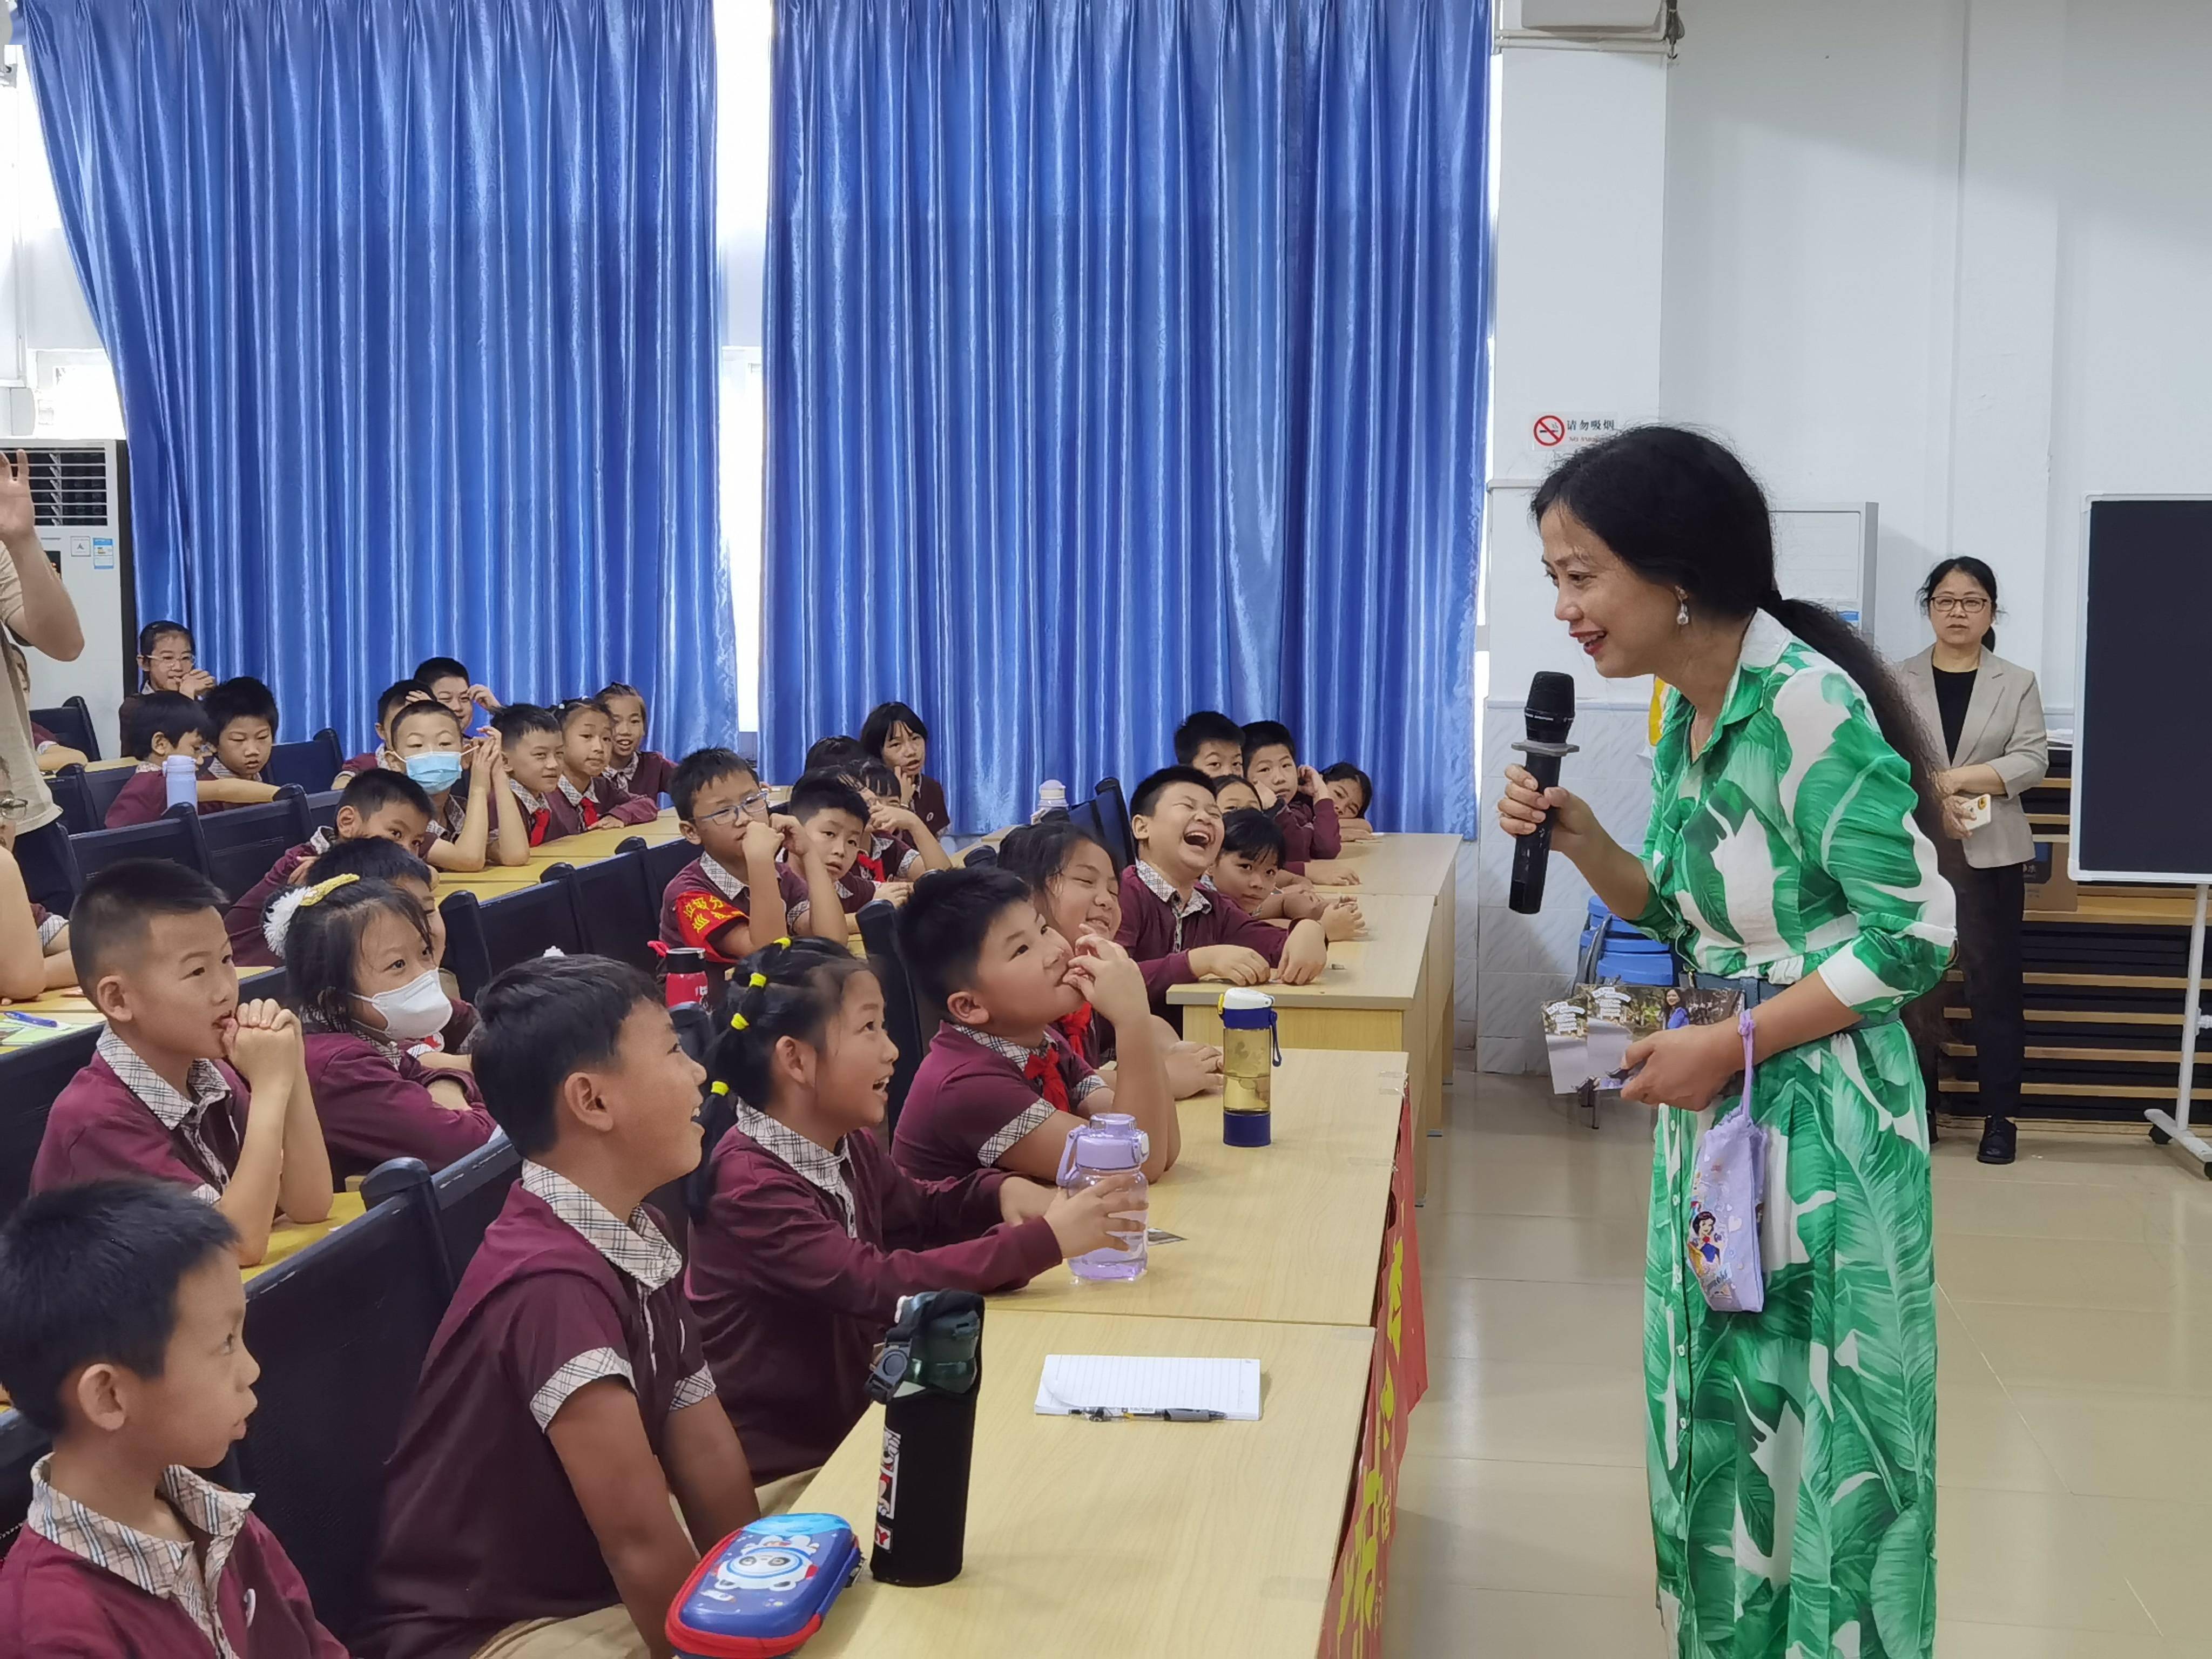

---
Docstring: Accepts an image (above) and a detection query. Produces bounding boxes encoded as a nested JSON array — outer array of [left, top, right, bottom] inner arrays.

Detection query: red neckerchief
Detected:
[[857, 848, 887, 882], [1054, 1003, 1096, 1069], [1024, 1044, 1070, 1111], [579, 795, 602, 828], [525, 808, 551, 846]]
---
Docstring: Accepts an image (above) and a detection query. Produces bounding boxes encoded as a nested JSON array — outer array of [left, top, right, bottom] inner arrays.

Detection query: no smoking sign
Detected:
[[1528, 411, 1622, 466]]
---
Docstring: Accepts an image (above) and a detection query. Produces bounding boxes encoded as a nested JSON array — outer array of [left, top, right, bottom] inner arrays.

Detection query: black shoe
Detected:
[[1977, 1117, 2018, 1165]]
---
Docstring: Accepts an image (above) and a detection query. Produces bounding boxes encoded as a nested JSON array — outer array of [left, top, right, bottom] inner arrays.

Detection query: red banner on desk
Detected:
[[1321, 1088, 1429, 1659]]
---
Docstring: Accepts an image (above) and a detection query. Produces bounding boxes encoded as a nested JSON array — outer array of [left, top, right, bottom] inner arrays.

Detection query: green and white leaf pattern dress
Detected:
[[1633, 615, 1955, 1658]]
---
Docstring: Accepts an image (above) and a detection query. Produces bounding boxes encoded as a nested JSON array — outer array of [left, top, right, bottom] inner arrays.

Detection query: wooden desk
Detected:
[[0, 1005, 103, 1051], [796, 1309, 1373, 1659], [1171, 894, 1438, 1195], [436, 810, 690, 900], [998, 1049, 1407, 1330], [245, 1191, 368, 1281]]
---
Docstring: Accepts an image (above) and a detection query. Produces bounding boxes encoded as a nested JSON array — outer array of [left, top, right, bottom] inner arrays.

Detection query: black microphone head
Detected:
[[1524, 671, 1576, 744]]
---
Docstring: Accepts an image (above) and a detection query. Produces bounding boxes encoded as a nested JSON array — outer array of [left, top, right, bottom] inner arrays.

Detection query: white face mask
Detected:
[[362, 968, 453, 1045]]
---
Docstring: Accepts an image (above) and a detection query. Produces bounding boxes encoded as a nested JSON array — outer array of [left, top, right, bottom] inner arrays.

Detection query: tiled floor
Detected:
[[1383, 1066, 2212, 1657]]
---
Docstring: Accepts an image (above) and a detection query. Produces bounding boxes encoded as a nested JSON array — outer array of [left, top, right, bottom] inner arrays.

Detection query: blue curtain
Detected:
[[764, 0, 1487, 832], [23, 0, 734, 758]]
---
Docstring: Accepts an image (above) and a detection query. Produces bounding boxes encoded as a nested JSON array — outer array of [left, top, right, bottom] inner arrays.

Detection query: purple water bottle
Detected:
[[1055, 1113, 1149, 1282], [163, 753, 199, 811]]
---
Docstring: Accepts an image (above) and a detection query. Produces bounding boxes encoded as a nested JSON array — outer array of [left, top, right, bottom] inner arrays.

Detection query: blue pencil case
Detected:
[[667, 1512, 864, 1657]]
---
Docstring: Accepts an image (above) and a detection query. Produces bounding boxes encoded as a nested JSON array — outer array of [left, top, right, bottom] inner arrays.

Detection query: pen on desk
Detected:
[[1071, 1407, 1225, 1423], [2, 1009, 59, 1027]]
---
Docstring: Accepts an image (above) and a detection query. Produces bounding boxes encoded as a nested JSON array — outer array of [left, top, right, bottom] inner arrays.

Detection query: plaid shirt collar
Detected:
[[604, 752, 640, 794], [28, 1454, 253, 1657], [698, 852, 747, 901], [732, 1101, 859, 1237], [952, 1021, 1056, 1068], [1134, 859, 1211, 918], [521, 1161, 683, 1293], [509, 779, 549, 814], [96, 1029, 233, 1136], [555, 773, 597, 810]]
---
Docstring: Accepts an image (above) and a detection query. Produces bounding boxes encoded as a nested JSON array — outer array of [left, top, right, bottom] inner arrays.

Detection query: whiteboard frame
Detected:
[[2069, 494, 2212, 885]]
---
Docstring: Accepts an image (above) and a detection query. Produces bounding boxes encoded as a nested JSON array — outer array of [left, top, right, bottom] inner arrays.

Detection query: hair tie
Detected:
[[748, 972, 768, 989], [709, 1080, 730, 1095], [775, 937, 792, 949], [729, 1011, 750, 1032], [296, 873, 359, 908]]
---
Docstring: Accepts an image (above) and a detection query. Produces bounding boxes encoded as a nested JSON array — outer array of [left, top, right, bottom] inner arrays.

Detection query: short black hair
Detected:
[[671, 747, 762, 822], [1240, 719, 1298, 770], [309, 835, 433, 888], [124, 691, 216, 761], [413, 656, 471, 687], [555, 697, 613, 731], [339, 767, 434, 821], [491, 703, 562, 745], [996, 818, 1107, 892], [68, 860, 230, 987], [595, 682, 645, 710], [1220, 807, 1286, 865], [203, 676, 280, 739], [1321, 761, 1374, 818], [859, 702, 929, 760], [0, 1180, 239, 1433], [376, 678, 436, 733], [896, 867, 1035, 1011], [472, 954, 660, 1156], [1129, 765, 1217, 820], [286, 878, 433, 1038], [787, 769, 869, 827], [804, 735, 867, 773], [1174, 710, 1243, 765], [1211, 774, 1262, 801], [388, 698, 463, 748], [708, 938, 871, 1112]]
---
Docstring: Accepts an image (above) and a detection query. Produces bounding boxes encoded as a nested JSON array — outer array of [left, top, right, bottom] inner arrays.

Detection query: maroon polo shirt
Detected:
[[892, 1024, 1101, 1184], [336, 751, 381, 782], [587, 775, 662, 827], [31, 1052, 249, 1197], [361, 1181, 710, 1659], [1113, 861, 1289, 1017], [688, 1122, 1058, 1482], [911, 774, 950, 837], [302, 1030, 496, 1183], [658, 854, 813, 962], [103, 768, 174, 828], [1274, 793, 1343, 865], [225, 841, 319, 968], [610, 749, 676, 802], [513, 784, 594, 846], [830, 859, 876, 913], [0, 1512, 345, 1659]]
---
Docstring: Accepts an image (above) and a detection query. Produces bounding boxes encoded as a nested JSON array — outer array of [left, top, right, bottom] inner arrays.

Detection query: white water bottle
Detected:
[[1033, 779, 1068, 822], [163, 754, 199, 811]]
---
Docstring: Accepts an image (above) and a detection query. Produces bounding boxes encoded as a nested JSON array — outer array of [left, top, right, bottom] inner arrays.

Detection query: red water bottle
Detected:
[[662, 947, 709, 1010]]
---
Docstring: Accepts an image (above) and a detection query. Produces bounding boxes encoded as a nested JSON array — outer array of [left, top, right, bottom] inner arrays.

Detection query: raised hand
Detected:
[[0, 452, 32, 544]]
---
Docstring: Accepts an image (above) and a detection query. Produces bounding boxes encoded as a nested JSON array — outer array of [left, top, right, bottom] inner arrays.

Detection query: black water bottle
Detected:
[[864, 1290, 984, 1586]]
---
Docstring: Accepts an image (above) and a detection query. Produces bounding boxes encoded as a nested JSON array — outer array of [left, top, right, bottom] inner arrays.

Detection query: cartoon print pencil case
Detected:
[[667, 1512, 863, 1657]]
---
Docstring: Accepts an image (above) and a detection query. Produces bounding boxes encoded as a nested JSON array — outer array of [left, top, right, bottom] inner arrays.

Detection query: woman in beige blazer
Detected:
[[1901, 556, 2049, 1165]]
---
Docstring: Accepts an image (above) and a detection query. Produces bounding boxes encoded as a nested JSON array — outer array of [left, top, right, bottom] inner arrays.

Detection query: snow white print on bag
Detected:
[[1684, 1010, 1768, 1313]]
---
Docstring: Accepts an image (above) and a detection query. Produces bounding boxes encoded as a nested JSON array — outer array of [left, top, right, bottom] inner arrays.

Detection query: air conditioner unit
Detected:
[[20, 440, 134, 760], [1514, 0, 1671, 39]]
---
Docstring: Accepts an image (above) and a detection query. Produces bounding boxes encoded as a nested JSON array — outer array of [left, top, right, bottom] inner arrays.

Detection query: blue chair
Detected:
[[0, 1022, 102, 1224], [438, 884, 586, 1004], [63, 804, 210, 902], [264, 728, 346, 794], [543, 852, 658, 972], [43, 765, 97, 835], [28, 694, 98, 762], [198, 787, 313, 905], [232, 1158, 449, 1642], [303, 790, 343, 835]]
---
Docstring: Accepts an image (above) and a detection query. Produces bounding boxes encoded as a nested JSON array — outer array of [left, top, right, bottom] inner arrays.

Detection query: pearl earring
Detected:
[[1676, 596, 1690, 627]]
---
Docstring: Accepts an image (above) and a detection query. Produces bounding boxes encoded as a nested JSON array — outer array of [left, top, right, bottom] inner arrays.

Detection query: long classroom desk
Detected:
[[795, 1308, 1374, 1659], [999, 1050, 1408, 1330], [1171, 892, 1440, 1196], [436, 809, 690, 900]]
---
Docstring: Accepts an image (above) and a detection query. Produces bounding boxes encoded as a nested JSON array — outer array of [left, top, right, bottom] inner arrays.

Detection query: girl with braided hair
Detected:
[[685, 936, 1138, 1483]]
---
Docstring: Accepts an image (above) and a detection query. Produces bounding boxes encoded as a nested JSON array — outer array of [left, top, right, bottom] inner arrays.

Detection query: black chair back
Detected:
[[621, 834, 701, 908], [1069, 776, 1135, 872], [856, 899, 928, 1130], [424, 1131, 521, 1279], [473, 881, 586, 995], [264, 729, 346, 794], [0, 1024, 102, 1224], [64, 805, 211, 903], [303, 790, 343, 835], [0, 1410, 49, 1560], [81, 765, 138, 827], [543, 853, 658, 971], [435, 890, 495, 1004], [199, 788, 313, 905], [232, 1160, 449, 1643], [44, 765, 97, 835], [28, 696, 98, 761], [960, 842, 1000, 869]]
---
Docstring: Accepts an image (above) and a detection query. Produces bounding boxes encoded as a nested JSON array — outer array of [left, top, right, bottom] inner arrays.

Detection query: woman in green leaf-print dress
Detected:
[[1499, 429, 1957, 1659]]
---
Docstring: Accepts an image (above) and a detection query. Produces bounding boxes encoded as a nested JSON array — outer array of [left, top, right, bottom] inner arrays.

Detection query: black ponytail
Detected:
[[1918, 555, 2000, 652], [691, 936, 871, 1217], [1532, 426, 1941, 832]]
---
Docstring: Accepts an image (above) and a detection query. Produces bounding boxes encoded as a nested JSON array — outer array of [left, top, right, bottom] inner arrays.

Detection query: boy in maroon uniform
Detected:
[[31, 861, 333, 1267], [363, 956, 758, 1659], [1172, 708, 1245, 778], [686, 937, 1136, 1482], [333, 679, 439, 786], [1240, 719, 1343, 865], [492, 703, 579, 846], [1112, 766, 1327, 1017], [782, 770, 876, 915], [892, 867, 1179, 1188], [222, 768, 434, 968], [106, 694, 284, 827], [554, 698, 663, 831], [0, 1182, 348, 1658], [201, 675, 280, 786], [659, 748, 844, 960], [414, 655, 501, 732]]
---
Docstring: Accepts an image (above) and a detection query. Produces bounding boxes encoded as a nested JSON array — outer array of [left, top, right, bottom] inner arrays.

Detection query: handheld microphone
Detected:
[[1509, 672, 1579, 915]]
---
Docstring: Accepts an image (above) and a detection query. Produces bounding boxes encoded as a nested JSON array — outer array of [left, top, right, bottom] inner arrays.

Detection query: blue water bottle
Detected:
[[1219, 989, 1280, 1147]]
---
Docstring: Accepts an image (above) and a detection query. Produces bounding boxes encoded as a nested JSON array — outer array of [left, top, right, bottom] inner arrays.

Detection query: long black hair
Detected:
[[1917, 555, 1999, 652], [1532, 426, 1940, 827]]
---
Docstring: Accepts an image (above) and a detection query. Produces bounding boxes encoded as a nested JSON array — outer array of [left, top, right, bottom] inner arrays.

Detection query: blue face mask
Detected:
[[403, 751, 465, 794]]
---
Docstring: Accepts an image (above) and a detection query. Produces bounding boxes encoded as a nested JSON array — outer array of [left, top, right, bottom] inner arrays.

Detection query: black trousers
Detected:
[[1938, 851, 2028, 1122], [11, 817, 76, 917]]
